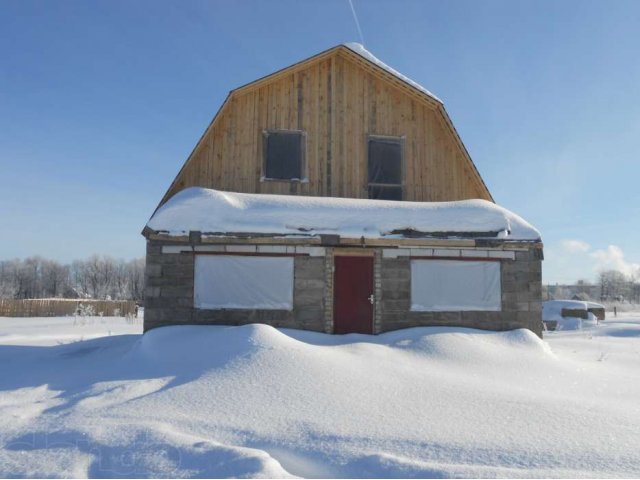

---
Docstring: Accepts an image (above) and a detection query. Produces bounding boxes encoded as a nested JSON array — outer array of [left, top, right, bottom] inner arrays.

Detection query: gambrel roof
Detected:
[[155, 43, 493, 213]]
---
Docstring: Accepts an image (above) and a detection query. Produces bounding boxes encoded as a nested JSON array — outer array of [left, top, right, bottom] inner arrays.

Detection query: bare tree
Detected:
[[0, 260, 18, 298], [0, 255, 144, 301], [126, 258, 145, 302], [629, 272, 640, 304], [40, 260, 69, 297], [599, 270, 628, 301], [70, 260, 90, 298]]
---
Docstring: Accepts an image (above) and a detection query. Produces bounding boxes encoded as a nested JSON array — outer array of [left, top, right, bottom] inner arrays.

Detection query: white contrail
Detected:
[[348, 0, 365, 45]]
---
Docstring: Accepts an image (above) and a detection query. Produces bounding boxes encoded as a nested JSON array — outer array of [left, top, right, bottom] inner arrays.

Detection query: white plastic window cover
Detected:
[[194, 255, 294, 310], [410, 259, 501, 312]]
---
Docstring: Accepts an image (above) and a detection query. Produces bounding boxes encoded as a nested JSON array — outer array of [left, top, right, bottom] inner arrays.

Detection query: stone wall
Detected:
[[144, 241, 325, 332], [144, 241, 195, 331], [378, 249, 543, 336], [501, 249, 543, 336]]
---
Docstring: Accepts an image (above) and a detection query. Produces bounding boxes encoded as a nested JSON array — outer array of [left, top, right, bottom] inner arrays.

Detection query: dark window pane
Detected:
[[368, 139, 402, 185], [368, 186, 403, 201], [265, 131, 302, 180]]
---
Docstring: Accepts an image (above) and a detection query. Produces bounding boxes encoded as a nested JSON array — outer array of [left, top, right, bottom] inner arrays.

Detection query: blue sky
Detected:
[[1, 0, 639, 284]]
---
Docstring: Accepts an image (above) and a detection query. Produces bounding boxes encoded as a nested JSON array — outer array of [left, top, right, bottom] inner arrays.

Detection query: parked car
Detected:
[[586, 301, 606, 321], [542, 300, 598, 331]]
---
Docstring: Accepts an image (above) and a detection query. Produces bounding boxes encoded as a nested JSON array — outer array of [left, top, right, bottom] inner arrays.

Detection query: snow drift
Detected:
[[1, 317, 640, 478], [147, 187, 541, 241]]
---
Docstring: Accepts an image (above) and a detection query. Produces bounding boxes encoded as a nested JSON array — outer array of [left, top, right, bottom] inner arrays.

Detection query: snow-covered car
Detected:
[[586, 301, 606, 321], [542, 300, 598, 331]]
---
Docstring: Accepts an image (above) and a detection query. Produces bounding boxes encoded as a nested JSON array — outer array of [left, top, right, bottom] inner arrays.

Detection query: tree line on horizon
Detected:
[[3, 256, 638, 306], [544, 270, 640, 304], [0, 255, 144, 302]]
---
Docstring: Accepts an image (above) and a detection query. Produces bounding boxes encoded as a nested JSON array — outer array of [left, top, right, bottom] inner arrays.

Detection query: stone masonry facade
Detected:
[[145, 240, 543, 337], [144, 241, 325, 332], [378, 249, 543, 336]]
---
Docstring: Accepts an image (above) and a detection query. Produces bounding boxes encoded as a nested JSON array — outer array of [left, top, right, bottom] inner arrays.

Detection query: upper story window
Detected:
[[263, 130, 305, 181], [367, 135, 403, 200]]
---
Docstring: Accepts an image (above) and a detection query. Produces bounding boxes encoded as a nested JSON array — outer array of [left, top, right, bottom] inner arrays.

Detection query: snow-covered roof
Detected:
[[146, 187, 541, 241], [342, 43, 441, 103]]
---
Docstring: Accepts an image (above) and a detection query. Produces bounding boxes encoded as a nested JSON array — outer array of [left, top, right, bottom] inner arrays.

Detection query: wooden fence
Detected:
[[0, 299, 137, 317]]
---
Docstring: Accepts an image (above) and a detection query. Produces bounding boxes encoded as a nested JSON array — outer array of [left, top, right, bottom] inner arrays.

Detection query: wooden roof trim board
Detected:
[[436, 105, 494, 202], [145, 231, 543, 250], [154, 93, 232, 211], [231, 45, 442, 109], [231, 46, 339, 96], [335, 48, 441, 109]]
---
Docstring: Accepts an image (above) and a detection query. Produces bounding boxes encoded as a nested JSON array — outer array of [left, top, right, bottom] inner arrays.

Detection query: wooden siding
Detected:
[[160, 48, 491, 206]]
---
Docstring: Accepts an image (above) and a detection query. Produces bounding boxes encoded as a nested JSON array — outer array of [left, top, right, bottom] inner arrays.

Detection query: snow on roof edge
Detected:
[[147, 187, 541, 242], [342, 42, 442, 103]]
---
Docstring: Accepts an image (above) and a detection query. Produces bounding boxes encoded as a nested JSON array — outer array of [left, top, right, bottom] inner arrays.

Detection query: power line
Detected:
[[347, 0, 365, 46]]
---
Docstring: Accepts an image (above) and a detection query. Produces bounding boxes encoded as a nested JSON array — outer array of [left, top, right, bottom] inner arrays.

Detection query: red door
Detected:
[[333, 256, 374, 334]]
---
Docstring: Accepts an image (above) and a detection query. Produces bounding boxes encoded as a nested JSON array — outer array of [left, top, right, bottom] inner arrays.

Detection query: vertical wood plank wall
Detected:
[[161, 51, 490, 205]]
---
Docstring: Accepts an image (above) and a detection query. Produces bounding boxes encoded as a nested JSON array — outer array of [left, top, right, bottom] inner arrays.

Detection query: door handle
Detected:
[[368, 294, 375, 305]]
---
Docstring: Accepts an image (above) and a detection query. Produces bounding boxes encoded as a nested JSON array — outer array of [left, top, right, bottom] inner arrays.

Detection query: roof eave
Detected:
[[143, 229, 542, 248]]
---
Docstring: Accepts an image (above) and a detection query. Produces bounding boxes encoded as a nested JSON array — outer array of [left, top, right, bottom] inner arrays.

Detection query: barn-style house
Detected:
[[143, 43, 544, 336]]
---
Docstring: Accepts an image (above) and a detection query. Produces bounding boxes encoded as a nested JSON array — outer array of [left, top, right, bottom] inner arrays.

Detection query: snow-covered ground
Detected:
[[0, 314, 639, 478]]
